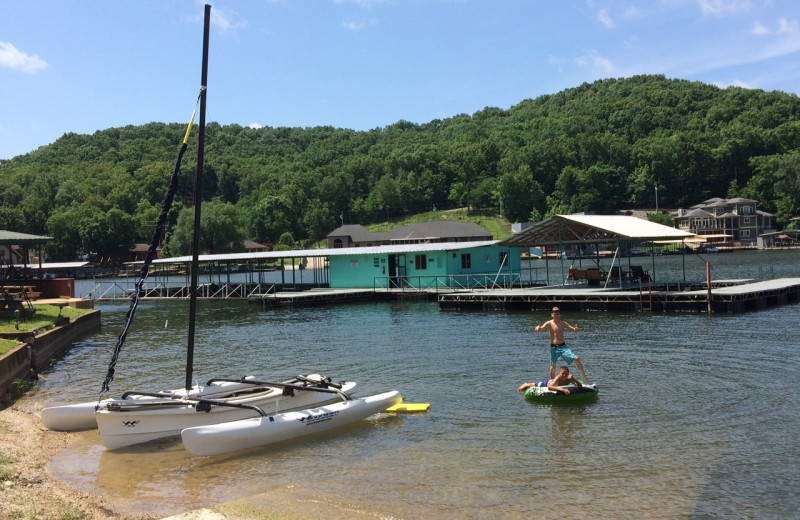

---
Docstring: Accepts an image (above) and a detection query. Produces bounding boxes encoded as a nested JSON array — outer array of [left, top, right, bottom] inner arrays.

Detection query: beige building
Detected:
[[672, 197, 775, 246]]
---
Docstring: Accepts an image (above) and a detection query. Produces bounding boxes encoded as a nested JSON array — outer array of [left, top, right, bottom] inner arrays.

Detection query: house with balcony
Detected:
[[672, 197, 775, 246]]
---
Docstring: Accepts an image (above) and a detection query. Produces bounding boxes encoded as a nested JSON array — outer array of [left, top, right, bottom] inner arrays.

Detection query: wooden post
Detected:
[[706, 261, 712, 314]]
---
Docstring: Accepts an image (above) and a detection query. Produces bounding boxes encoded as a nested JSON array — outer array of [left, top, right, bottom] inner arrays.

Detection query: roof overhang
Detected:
[[146, 240, 501, 265], [0, 230, 54, 246], [499, 215, 695, 247]]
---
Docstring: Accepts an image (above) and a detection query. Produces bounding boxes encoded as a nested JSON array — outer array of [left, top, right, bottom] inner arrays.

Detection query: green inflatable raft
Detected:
[[524, 382, 598, 404]]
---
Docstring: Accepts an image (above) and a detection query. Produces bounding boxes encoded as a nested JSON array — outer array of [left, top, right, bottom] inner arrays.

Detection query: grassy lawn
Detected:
[[0, 305, 93, 356], [367, 209, 513, 240]]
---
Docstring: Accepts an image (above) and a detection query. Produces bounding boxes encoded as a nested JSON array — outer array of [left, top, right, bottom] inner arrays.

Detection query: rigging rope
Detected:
[[101, 96, 200, 393]]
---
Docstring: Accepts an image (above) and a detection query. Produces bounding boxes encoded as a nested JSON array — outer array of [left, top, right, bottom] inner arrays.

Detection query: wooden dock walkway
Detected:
[[437, 278, 800, 313], [248, 288, 389, 307], [245, 278, 800, 313]]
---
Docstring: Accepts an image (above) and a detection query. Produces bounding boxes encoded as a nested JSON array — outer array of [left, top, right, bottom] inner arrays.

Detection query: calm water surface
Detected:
[[21, 250, 800, 519]]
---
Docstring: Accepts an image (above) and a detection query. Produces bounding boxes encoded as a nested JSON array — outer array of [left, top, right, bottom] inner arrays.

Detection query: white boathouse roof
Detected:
[[147, 240, 500, 265], [500, 215, 694, 246]]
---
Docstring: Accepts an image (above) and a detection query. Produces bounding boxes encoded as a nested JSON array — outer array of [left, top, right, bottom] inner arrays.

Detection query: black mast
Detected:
[[186, 4, 210, 391]]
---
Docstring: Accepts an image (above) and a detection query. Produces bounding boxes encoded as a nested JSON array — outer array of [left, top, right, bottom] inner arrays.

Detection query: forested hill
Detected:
[[1, 74, 799, 262]]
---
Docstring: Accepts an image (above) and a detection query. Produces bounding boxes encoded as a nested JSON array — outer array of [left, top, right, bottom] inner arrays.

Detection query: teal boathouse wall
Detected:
[[328, 244, 521, 288]]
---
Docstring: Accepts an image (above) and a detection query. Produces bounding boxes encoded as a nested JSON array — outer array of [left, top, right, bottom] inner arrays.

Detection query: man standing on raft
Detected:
[[534, 306, 589, 383]]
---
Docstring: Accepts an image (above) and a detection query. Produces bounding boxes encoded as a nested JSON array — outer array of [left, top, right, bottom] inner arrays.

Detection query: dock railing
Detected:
[[82, 280, 274, 300], [374, 273, 522, 292]]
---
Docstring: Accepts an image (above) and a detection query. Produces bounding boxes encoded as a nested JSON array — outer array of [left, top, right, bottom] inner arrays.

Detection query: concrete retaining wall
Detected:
[[0, 342, 32, 399], [0, 310, 101, 401], [29, 310, 101, 371]]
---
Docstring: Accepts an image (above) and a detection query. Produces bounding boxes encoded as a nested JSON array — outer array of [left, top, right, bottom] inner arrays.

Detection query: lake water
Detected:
[[20, 249, 800, 519]]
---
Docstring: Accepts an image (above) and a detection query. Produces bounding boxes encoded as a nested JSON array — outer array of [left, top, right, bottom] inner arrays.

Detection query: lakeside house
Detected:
[[672, 197, 775, 247]]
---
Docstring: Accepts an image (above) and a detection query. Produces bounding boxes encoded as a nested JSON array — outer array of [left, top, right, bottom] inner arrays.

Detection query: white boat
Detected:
[[96, 376, 356, 448], [42, 374, 356, 447], [42, 378, 270, 431], [181, 390, 402, 456], [40, 7, 360, 451]]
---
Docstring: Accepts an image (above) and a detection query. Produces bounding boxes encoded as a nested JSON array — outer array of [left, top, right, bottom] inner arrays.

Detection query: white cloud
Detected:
[[752, 21, 770, 35], [622, 6, 643, 20], [210, 6, 247, 33], [547, 54, 565, 72], [190, 2, 246, 33], [0, 42, 49, 73], [342, 18, 377, 31], [248, 122, 262, 129], [697, 0, 752, 16], [343, 19, 365, 31], [574, 49, 615, 75], [752, 18, 799, 36], [334, 0, 389, 6], [713, 79, 756, 89], [778, 17, 799, 34], [597, 8, 615, 29]]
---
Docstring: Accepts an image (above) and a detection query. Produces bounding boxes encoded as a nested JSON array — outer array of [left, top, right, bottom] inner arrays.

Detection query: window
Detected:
[[333, 238, 343, 248], [741, 230, 750, 238], [743, 217, 751, 225], [461, 253, 471, 269], [499, 251, 508, 266], [414, 254, 427, 270]]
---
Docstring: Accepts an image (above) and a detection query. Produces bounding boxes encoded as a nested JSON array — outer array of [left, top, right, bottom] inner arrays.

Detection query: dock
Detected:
[[245, 278, 800, 313], [437, 278, 800, 313], [87, 277, 800, 314], [248, 288, 387, 307]]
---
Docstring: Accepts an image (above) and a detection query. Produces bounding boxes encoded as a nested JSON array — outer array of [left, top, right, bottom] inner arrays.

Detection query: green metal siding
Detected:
[[329, 245, 521, 289]]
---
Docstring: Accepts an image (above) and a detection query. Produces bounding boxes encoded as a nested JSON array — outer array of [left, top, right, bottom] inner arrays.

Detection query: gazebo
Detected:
[[0, 230, 54, 273], [499, 215, 696, 286]]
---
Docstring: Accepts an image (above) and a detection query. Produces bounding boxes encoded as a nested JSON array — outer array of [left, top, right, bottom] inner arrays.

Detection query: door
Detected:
[[388, 254, 407, 288]]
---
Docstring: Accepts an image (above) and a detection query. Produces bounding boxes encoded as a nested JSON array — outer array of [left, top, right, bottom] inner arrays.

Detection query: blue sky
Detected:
[[2, 0, 800, 160]]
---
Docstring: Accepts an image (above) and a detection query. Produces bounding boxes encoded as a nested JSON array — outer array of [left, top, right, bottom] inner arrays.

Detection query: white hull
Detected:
[[41, 400, 109, 431], [41, 378, 270, 432], [181, 390, 402, 456], [96, 378, 357, 448]]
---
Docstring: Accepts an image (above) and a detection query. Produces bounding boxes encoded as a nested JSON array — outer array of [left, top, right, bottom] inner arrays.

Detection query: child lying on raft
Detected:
[[518, 366, 582, 395]]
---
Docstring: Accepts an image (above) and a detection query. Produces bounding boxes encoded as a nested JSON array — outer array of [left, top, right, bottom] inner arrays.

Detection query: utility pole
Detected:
[[655, 182, 659, 213]]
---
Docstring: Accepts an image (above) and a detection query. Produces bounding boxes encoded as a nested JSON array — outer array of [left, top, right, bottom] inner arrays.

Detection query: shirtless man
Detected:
[[534, 306, 589, 382], [518, 366, 583, 394]]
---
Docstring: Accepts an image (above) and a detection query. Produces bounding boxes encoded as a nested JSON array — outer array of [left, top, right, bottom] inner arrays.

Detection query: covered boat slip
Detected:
[[90, 239, 520, 300], [441, 215, 800, 313], [502, 214, 700, 288]]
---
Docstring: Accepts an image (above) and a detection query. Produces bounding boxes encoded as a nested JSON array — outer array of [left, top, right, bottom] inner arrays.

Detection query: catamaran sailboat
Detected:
[[41, 5, 369, 449]]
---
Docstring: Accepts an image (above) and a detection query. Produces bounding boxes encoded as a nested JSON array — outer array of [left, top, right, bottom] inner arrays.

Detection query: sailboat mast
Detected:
[[186, 3, 211, 391]]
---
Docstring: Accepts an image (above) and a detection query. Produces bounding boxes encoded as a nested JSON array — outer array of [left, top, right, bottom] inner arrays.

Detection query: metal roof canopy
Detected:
[[145, 240, 501, 265], [499, 215, 694, 247], [0, 230, 54, 246], [499, 215, 696, 287]]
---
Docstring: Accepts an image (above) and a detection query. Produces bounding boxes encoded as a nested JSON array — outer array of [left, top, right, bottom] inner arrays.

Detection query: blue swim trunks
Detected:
[[550, 344, 577, 365]]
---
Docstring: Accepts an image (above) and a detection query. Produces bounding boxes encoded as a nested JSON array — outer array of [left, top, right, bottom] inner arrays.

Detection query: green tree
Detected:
[[303, 201, 335, 243], [79, 208, 136, 263], [648, 212, 673, 226], [165, 201, 245, 255]]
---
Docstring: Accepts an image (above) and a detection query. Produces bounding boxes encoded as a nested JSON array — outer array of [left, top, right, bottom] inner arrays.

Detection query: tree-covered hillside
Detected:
[[1, 75, 799, 262]]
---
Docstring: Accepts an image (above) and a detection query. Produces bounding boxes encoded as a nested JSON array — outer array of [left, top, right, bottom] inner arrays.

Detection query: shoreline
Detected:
[[0, 404, 157, 520], [1, 402, 398, 520]]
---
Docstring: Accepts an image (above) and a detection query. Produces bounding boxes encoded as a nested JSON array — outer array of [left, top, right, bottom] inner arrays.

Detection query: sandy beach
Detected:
[[0, 402, 399, 520], [0, 404, 157, 520]]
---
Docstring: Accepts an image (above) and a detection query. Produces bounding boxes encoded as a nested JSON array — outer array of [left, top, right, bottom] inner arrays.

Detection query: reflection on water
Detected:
[[22, 250, 800, 518]]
